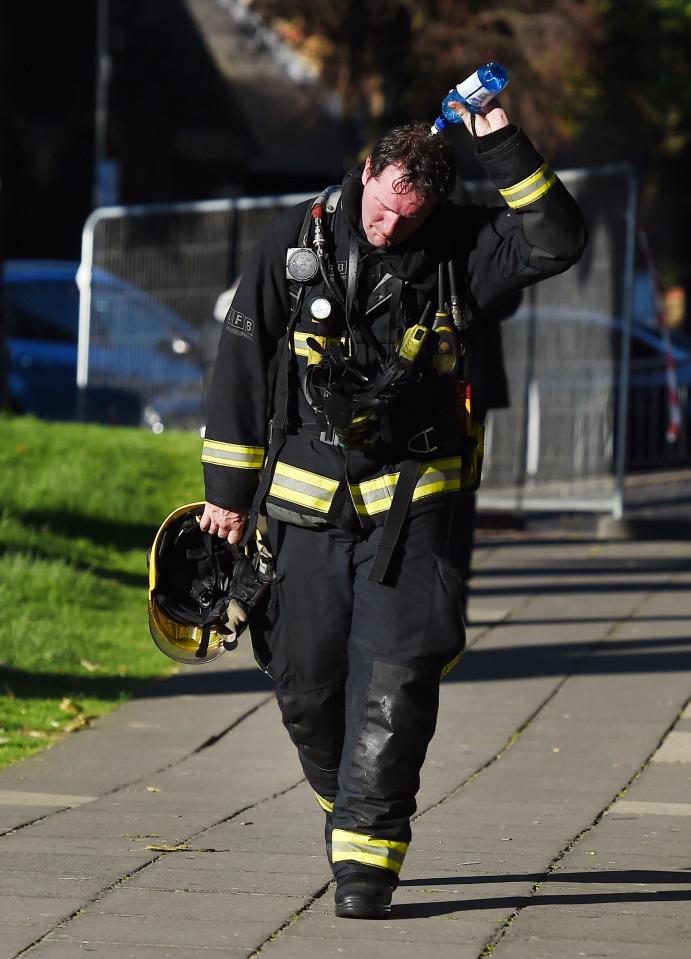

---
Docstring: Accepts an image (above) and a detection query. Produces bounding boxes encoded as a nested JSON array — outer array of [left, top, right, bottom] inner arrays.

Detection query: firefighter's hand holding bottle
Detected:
[[431, 62, 510, 137]]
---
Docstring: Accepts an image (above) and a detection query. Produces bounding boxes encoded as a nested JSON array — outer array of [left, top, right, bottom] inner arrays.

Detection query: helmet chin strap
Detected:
[[196, 624, 211, 660]]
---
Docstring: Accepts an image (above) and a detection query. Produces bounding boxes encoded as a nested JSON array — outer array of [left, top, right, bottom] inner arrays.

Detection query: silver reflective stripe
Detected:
[[351, 475, 397, 515], [201, 440, 264, 469], [269, 462, 339, 513], [331, 829, 408, 874], [413, 459, 462, 500], [332, 840, 406, 866], [351, 457, 462, 517], [499, 163, 557, 209], [291, 331, 346, 358]]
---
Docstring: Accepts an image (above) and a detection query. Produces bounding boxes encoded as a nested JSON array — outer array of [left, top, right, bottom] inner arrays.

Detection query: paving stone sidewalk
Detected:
[[1, 521, 689, 958]]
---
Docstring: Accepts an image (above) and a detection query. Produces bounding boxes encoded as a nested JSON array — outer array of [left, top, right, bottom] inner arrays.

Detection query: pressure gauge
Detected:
[[308, 296, 333, 321], [286, 247, 319, 282]]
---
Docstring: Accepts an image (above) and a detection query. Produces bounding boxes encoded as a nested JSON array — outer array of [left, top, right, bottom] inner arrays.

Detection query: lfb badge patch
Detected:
[[225, 308, 255, 340]]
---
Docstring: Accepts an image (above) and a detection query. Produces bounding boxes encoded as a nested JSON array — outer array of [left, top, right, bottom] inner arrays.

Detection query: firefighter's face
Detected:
[[361, 159, 437, 249]]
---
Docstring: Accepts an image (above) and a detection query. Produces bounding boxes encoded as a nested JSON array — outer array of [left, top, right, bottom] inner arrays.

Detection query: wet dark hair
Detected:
[[368, 122, 455, 199]]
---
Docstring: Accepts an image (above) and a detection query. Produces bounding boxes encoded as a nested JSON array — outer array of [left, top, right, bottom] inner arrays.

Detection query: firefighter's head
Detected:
[[360, 122, 455, 249]]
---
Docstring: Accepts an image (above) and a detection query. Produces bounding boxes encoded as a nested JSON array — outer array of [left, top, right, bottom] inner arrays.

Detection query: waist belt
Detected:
[[295, 421, 447, 455]]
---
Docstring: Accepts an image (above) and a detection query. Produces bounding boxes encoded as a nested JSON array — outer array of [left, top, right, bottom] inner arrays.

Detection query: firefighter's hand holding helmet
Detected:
[[148, 503, 278, 665], [199, 501, 249, 543]]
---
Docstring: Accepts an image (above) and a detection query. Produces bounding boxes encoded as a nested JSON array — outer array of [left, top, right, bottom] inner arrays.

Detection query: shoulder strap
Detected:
[[240, 285, 305, 547], [242, 187, 343, 546], [288, 186, 343, 308], [296, 185, 342, 247], [323, 185, 342, 214]]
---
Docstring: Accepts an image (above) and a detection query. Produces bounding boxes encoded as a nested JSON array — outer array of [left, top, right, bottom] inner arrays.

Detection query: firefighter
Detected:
[[199, 99, 586, 918]]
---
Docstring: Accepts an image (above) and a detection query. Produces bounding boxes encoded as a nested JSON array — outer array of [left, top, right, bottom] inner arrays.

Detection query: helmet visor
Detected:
[[148, 600, 229, 665]]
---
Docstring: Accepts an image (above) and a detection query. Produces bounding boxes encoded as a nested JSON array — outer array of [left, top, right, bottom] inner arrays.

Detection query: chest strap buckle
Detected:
[[319, 424, 341, 446]]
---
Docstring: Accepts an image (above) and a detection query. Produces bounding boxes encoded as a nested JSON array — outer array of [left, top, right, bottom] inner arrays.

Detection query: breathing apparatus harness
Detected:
[[290, 188, 475, 454]]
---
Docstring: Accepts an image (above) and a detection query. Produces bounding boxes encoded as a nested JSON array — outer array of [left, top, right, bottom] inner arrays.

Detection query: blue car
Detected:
[[3, 260, 203, 430]]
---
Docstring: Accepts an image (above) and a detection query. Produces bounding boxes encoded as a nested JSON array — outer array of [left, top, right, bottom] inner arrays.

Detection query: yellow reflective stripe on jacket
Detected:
[[291, 331, 315, 358], [269, 461, 339, 513], [499, 163, 557, 209], [350, 457, 462, 518], [201, 439, 265, 470], [292, 331, 345, 358], [331, 829, 408, 875], [314, 791, 334, 813]]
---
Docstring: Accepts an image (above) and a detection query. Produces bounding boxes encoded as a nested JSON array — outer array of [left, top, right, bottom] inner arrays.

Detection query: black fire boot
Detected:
[[334, 870, 394, 919]]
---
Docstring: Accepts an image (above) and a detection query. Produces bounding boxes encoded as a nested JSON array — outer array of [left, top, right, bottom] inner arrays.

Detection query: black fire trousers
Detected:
[[262, 500, 466, 883]]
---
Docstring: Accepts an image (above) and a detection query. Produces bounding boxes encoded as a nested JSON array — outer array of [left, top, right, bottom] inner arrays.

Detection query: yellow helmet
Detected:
[[147, 503, 242, 665]]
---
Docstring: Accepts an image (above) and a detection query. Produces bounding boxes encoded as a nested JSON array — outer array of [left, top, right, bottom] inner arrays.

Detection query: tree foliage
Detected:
[[248, 0, 691, 290], [248, 0, 600, 153], [594, 0, 691, 162], [591, 0, 691, 285]]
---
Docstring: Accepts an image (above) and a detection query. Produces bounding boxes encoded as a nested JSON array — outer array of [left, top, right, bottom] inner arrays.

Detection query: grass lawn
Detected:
[[0, 415, 204, 769]]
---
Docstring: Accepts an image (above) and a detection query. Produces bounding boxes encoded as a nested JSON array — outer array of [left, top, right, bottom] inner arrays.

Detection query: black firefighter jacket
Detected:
[[202, 125, 587, 530]]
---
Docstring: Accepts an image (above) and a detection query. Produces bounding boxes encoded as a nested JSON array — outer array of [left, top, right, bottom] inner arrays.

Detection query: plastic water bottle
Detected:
[[431, 62, 509, 134]]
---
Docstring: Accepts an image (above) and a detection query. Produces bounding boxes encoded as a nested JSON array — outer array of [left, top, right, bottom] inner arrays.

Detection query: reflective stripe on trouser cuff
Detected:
[[350, 457, 462, 518], [331, 829, 408, 875], [441, 649, 465, 679], [314, 791, 334, 813], [201, 439, 265, 469], [268, 461, 339, 513], [498, 163, 557, 209]]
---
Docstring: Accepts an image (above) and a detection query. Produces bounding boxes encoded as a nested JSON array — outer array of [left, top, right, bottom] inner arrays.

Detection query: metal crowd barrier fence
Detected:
[[77, 193, 312, 432], [77, 164, 684, 517]]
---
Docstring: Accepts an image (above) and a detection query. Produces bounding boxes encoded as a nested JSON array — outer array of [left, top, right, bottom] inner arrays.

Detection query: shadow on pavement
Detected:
[[392, 888, 691, 919], [5, 629, 689, 700], [395, 869, 691, 918], [473, 580, 691, 598], [447, 635, 691, 682], [151, 667, 274, 697], [399, 869, 691, 886], [484, 616, 691, 626], [473, 558, 691, 577]]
